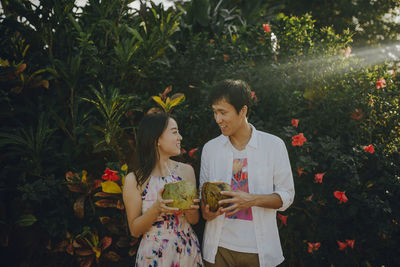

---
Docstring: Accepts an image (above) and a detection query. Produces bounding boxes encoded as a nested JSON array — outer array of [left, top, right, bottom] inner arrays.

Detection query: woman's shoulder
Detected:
[[172, 161, 195, 181], [124, 172, 138, 189]]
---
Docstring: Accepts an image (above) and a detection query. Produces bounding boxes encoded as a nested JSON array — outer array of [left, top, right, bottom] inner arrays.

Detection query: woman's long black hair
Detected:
[[133, 113, 171, 187]]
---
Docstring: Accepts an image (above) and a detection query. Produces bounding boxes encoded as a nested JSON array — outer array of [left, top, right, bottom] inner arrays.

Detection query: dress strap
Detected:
[[170, 163, 179, 176]]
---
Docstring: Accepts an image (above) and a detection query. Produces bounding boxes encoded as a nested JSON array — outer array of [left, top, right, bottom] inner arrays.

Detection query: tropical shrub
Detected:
[[0, 1, 399, 266]]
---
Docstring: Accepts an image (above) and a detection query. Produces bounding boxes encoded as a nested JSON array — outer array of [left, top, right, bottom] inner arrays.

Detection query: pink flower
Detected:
[[291, 119, 299, 128], [292, 133, 307, 146], [337, 241, 347, 250], [262, 23, 271, 33], [363, 144, 375, 153], [314, 173, 325, 183], [306, 194, 313, 201], [277, 213, 287, 226], [376, 78, 386, 89], [334, 191, 348, 204], [102, 168, 120, 181], [307, 242, 321, 253]]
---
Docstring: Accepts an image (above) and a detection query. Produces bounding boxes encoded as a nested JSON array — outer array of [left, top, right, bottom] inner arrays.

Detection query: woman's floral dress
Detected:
[[135, 165, 203, 267]]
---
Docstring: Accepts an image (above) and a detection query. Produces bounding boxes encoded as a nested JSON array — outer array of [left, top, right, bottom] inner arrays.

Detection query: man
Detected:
[[200, 79, 295, 267]]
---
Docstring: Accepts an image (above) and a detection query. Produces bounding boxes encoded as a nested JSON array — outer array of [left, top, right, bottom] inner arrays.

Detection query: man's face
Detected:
[[212, 99, 246, 136]]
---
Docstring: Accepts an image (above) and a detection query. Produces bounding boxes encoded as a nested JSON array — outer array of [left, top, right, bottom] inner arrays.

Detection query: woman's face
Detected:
[[157, 118, 182, 157]]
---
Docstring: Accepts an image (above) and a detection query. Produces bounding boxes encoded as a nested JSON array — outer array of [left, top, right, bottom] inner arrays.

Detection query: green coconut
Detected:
[[162, 180, 197, 210], [201, 182, 232, 212]]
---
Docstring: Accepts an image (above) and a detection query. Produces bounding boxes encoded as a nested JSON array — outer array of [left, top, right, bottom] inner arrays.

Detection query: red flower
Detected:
[[363, 144, 375, 154], [292, 133, 307, 146], [297, 167, 305, 177], [334, 191, 348, 204], [188, 147, 199, 159], [307, 242, 321, 253], [102, 168, 120, 181], [291, 119, 299, 128], [223, 54, 229, 61], [376, 78, 386, 89], [346, 239, 355, 249], [277, 213, 287, 226], [337, 241, 347, 250], [350, 108, 363, 120], [180, 148, 187, 154], [314, 173, 325, 183], [209, 39, 215, 43], [262, 23, 271, 33], [251, 91, 258, 102], [306, 194, 313, 201]]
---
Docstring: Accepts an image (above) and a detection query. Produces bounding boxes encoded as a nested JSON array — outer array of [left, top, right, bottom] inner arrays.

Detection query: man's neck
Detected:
[[229, 122, 252, 151]]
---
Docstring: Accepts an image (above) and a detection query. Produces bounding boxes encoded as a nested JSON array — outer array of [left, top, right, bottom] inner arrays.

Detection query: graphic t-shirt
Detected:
[[218, 145, 258, 253]]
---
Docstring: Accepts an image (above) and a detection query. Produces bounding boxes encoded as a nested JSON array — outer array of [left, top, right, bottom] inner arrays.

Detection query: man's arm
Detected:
[[218, 191, 282, 216], [272, 139, 295, 211], [219, 138, 294, 215]]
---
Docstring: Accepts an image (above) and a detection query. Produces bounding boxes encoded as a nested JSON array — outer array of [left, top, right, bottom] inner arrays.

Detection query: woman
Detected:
[[123, 113, 203, 267]]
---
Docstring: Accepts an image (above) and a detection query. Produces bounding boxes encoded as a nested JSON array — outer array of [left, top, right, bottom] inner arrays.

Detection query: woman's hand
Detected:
[[183, 199, 200, 215], [183, 199, 200, 224], [155, 187, 179, 215]]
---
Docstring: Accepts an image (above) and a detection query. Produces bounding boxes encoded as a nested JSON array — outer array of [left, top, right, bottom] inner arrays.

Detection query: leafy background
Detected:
[[1, 0, 399, 266]]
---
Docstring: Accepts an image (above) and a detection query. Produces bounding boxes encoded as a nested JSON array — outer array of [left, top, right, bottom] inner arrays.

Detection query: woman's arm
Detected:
[[180, 164, 200, 225], [123, 172, 178, 237]]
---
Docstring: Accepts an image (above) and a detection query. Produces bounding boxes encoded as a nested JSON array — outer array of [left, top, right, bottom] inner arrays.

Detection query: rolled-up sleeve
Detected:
[[273, 139, 295, 211]]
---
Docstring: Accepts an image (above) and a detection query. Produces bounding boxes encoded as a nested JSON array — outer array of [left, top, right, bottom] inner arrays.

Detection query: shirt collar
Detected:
[[220, 123, 258, 149]]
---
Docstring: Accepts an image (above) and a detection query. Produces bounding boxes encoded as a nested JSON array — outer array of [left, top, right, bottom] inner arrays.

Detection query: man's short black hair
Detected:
[[209, 79, 252, 115]]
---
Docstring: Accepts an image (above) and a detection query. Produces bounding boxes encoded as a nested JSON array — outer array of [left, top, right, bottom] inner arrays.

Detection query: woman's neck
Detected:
[[153, 156, 173, 177]]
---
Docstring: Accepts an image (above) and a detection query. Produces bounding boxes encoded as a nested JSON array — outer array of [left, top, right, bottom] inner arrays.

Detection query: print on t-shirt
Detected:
[[226, 158, 253, 220]]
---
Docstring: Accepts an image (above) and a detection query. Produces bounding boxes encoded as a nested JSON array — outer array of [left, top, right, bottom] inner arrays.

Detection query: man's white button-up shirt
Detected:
[[200, 124, 295, 267]]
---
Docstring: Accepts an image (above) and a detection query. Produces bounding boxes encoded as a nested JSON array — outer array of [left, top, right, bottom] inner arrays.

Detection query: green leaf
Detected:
[[193, 0, 210, 27], [16, 214, 37, 227]]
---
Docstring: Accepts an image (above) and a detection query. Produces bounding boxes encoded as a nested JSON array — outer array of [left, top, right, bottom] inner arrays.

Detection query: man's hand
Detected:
[[218, 191, 254, 216], [201, 199, 224, 221]]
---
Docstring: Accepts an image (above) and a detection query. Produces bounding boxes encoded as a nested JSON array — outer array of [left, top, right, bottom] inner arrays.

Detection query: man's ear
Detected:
[[240, 105, 248, 117]]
